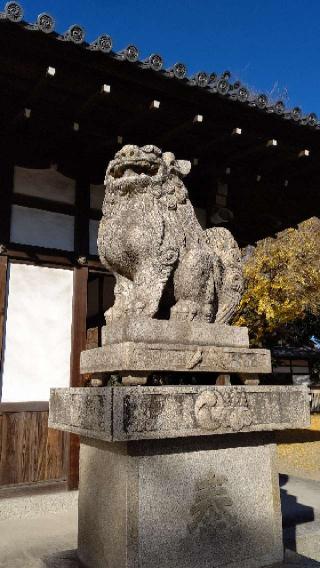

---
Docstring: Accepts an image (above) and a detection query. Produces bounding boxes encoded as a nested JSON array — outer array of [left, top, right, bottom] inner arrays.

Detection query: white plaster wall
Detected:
[[1, 263, 74, 402], [10, 205, 74, 251], [14, 167, 75, 204]]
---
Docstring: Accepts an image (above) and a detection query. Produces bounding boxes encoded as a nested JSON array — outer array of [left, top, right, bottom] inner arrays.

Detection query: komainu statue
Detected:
[[98, 144, 243, 324]]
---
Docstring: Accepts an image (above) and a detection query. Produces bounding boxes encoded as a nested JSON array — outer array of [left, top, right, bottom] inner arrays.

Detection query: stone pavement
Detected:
[[0, 482, 77, 568], [276, 551, 320, 566], [0, 475, 320, 567], [281, 474, 320, 565], [0, 511, 77, 568], [43, 549, 320, 567]]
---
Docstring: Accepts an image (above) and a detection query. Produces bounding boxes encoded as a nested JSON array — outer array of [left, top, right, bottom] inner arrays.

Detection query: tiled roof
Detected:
[[1, 1, 319, 131]]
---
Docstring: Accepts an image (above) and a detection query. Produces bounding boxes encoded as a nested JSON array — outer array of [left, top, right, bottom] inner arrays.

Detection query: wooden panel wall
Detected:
[[0, 410, 67, 485]]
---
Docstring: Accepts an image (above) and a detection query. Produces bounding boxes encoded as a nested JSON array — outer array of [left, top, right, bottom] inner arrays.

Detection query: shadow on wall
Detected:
[[280, 474, 315, 552]]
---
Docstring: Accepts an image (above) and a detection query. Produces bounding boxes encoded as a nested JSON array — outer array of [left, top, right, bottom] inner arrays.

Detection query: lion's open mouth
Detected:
[[109, 160, 160, 180]]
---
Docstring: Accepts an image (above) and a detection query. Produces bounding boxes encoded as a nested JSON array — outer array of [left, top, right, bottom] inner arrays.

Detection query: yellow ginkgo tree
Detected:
[[233, 217, 320, 346]]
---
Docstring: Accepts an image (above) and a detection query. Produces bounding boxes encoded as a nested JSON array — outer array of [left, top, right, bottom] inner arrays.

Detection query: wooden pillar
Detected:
[[0, 159, 14, 245], [68, 265, 88, 490], [0, 256, 8, 395], [74, 172, 90, 259]]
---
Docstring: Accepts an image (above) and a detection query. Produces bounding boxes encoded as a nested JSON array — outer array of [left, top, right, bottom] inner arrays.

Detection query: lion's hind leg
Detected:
[[130, 261, 174, 319], [171, 247, 217, 322], [105, 274, 133, 322]]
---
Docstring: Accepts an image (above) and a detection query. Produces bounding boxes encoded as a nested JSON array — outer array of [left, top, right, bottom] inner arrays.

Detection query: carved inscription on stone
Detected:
[[188, 473, 233, 535], [49, 386, 310, 441], [194, 390, 253, 432], [80, 342, 272, 375]]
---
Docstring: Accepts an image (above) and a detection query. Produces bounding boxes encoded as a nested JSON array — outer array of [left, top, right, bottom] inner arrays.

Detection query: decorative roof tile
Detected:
[[1, 1, 319, 131]]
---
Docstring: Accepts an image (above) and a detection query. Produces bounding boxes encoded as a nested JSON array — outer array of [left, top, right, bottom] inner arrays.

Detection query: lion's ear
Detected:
[[163, 153, 191, 177], [174, 160, 191, 177], [162, 152, 176, 167]]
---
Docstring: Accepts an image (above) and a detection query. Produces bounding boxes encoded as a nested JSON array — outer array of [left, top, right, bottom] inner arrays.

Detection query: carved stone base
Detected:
[[48, 386, 310, 568], [49, 385, 310, 441], [80, 342, 272, 375]]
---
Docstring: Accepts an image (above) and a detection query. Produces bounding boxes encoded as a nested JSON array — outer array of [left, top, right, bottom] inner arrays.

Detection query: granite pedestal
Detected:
[[49, 385, 310, 568]]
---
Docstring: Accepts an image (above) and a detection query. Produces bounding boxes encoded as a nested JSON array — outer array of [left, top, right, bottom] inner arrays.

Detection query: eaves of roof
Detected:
[[1, 1, 319, 132], [272, 346, 320, 360]]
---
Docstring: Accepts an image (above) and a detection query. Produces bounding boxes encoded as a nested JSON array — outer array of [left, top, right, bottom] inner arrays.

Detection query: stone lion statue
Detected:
[[98, 144, 243, 324]]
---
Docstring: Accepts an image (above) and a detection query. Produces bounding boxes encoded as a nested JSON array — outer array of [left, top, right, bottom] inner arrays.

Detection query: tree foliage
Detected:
[[233, 217, 320, 346]]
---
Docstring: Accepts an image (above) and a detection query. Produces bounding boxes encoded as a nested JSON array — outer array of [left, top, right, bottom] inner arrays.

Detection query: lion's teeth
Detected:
[[123, 168, 135, 177]]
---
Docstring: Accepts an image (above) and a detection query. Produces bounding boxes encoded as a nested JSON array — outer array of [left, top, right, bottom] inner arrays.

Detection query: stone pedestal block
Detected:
[[80, 342, 271, 375], [78, 433, 283, 568], [49, 386, 310, 568], [49, 385, 310, 568]]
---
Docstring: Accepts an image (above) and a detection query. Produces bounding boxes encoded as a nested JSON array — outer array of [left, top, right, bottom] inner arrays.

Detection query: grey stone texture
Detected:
[[91, 144, 271, 382], [77, 433, 283, 568], [47, 146, 313, 568], [102, 318, 249, 347], [48, 385, 311, 568], [97, 144, 243, 324], [285, 521, 320, 563], [80, 342, 271, 375], [49, 385, 310, 442], [43, 550, 320, 567], [43, 550, 80, 568]]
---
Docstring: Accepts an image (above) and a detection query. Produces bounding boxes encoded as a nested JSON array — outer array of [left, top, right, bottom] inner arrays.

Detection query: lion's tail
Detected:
[[205, 227, 243, 324]]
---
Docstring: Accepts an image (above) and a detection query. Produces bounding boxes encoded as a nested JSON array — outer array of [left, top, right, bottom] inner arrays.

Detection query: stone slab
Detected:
[[77, 433, 283, 568], [285, 520, 320, 563], [42, 550, 320, 567], [43, 550, 80, 567], [80, 342, 271, 374], [49, 385, 310, 442], [102, 318, 249, 347]]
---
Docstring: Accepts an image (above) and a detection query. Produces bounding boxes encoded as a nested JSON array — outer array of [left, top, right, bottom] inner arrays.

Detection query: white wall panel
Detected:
[[1, 263, 73, 402], [14, 167, 75, 204], [10, 205, 74, 251]]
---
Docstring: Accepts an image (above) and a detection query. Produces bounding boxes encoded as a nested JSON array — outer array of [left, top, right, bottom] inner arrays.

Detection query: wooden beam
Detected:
[[68, 265, 88, 490], [0, 255, 8, 389], [155, 115, 204, 148], [5, 245, 105, 270], [13, 193, 75, 216], [0, 401, 49, 414]]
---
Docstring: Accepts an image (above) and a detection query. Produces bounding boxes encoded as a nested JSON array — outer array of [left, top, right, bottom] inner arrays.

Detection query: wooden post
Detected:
[[0, 159, 14, 245], [0, 256, 8, 392], [74, 174, 90, 259], [68, 265, 88, 490]]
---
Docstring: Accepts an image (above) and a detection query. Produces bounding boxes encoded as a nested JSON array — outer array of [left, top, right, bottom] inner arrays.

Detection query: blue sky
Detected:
[[14, 0, 320, 115]]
